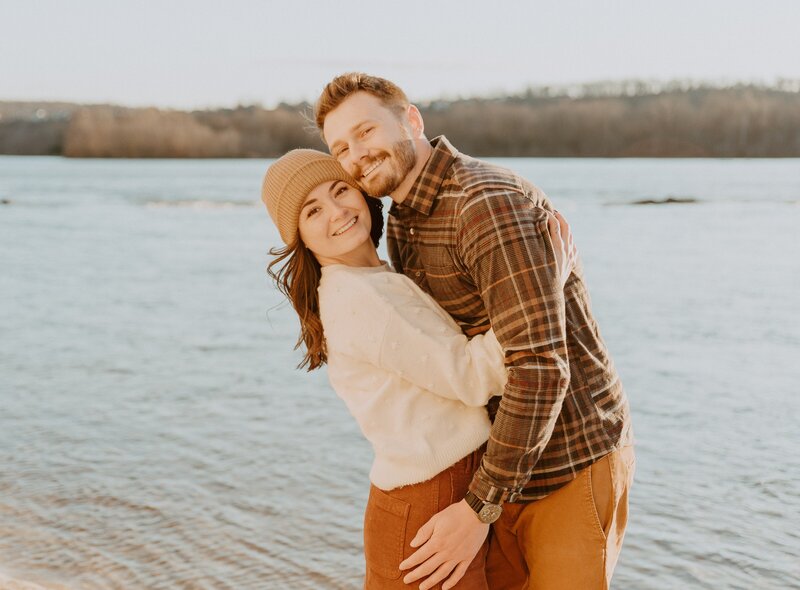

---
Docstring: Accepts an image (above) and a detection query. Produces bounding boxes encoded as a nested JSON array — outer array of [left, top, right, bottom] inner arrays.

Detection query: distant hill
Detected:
[[2, 82, 799, 157]]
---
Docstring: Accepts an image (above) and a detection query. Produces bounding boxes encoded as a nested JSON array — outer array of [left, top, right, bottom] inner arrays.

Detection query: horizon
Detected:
[[3, 77, 800, 113]]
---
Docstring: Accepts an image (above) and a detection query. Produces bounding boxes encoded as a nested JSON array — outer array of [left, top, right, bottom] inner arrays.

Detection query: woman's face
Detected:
[[297, 180, 377, 267]]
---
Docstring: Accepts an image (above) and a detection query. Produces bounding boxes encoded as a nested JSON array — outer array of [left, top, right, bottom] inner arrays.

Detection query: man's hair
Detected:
[[314, 73, 410, 130]]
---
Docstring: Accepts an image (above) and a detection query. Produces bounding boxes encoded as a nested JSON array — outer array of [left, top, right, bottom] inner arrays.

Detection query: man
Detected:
[[315, 73, 634, 590]]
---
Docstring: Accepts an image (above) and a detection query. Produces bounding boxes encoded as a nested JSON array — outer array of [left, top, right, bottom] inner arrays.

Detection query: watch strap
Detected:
[[465, 490, 488, 513]]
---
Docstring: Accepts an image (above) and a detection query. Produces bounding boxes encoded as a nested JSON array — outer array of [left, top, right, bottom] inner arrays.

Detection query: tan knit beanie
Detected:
[[261, 149, 356, 244]]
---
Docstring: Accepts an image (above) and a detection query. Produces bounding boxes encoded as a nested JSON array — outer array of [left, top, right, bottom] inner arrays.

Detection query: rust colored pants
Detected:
[[485, 446, 636, 590], [363, 448, 489, 590]]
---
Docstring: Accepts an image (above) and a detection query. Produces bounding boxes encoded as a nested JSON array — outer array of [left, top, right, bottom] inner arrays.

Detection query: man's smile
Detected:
[[361, 158, 385, 179]]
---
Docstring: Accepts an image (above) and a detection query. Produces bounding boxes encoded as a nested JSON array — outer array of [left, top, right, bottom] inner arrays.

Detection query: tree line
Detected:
[[1, 83, 799, 158]]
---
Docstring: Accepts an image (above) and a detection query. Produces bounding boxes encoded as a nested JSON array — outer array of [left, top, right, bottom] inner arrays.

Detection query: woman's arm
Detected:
[[322, 272, 506, 407]]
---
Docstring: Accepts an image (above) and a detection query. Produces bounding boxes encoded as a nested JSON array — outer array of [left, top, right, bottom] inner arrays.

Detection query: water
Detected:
[[1, 156, 798, 589]]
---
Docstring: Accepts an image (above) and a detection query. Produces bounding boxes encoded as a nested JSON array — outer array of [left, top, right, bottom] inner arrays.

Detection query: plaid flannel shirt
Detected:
[[387, 136, 632, 503]]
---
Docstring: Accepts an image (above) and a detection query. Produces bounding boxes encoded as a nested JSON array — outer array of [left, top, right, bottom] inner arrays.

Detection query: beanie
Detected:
[[261, 149, 356, 244]]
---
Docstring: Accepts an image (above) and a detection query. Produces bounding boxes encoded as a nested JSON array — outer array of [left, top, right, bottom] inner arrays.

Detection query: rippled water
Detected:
[[1, 156, 798, 589]]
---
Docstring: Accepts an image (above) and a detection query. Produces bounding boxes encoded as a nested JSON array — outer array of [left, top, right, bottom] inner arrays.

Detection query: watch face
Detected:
[[478, 504, 503, 524]]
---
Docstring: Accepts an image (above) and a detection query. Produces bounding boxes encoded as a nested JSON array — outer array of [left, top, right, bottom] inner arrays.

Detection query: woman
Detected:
[[261, 149, 574, 590]]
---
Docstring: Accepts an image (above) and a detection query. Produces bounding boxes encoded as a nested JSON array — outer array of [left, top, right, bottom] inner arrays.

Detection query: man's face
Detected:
[[322, 92, 417, 197]]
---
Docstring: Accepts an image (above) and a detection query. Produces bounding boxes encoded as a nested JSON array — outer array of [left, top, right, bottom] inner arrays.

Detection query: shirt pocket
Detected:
[[363, 485, 411, 580]]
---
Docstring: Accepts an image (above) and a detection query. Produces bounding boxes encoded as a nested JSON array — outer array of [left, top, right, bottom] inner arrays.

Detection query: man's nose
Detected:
[[349, 142, 369, 164]]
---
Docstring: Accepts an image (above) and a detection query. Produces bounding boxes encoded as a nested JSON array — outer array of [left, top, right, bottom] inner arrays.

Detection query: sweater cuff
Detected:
[[468, 468, 524, 504]]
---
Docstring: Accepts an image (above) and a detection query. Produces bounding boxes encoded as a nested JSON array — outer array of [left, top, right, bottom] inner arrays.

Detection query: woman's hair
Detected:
[[267, 193, 385, 371]]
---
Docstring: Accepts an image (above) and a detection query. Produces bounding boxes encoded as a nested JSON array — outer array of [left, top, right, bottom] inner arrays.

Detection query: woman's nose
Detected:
[[329, 201, 348, 221]]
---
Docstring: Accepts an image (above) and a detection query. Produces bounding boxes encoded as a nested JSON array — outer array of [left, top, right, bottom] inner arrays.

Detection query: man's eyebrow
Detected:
[[352, 120, 375, 132], [330, 120, 375, 151]]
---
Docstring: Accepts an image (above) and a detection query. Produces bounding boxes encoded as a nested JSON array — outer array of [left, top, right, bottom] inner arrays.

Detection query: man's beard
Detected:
[[357, 138, 417, 197]]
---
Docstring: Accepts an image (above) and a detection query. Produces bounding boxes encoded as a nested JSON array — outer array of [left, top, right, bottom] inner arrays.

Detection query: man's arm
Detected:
[[399, 191, 570, 589], [460, 192, 570, 502]]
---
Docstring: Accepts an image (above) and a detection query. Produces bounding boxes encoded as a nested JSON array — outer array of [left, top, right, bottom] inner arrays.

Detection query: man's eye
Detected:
[[337, 146, 349, 157], [360, 127, 373, 138]]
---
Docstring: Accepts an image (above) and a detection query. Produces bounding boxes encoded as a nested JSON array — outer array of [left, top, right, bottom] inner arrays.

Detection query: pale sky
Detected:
[[3, 0, 799, 109]]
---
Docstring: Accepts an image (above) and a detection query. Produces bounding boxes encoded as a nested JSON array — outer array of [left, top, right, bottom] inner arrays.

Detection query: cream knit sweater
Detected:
[[319, 263, 507, 490]]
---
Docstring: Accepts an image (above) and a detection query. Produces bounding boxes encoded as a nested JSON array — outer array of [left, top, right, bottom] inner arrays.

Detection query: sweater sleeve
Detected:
[[322, 271, 506, 406]]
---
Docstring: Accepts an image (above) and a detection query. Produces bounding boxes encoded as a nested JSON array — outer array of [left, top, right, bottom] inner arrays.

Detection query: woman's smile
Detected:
[[333, 215, 358, 236]]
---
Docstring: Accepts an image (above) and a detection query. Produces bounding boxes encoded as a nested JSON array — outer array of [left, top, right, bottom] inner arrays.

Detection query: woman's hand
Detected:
[[547, 210, 577, 289]]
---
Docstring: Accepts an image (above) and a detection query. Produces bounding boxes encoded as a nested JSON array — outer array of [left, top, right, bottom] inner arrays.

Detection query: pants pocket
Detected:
[[587, 453, 613, 540], [364, 485, 411, 580]]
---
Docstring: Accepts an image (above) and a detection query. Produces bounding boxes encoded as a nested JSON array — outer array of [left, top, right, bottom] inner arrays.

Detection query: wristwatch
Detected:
[[464, 491, 503, 524]]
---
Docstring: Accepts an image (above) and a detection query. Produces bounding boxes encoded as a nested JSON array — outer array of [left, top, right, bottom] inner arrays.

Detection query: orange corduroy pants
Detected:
[[363, 447, 489, 590], [485, 446, 636, 590]]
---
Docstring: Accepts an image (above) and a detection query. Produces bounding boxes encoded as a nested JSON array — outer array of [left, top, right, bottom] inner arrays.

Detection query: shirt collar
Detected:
[[399, 135, 458, 216]]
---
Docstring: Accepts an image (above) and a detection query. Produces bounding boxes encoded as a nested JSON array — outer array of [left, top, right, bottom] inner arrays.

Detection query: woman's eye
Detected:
[[334, 185, 347, 197], [306, 207, 320, 217]]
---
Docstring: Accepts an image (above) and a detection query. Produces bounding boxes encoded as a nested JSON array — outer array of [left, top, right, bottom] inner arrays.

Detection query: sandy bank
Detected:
[[0, 573, 69, 590]]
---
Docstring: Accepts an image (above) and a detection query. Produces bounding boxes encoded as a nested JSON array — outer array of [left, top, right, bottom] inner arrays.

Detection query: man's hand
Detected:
[[398, 499, 489, 590], [548, 210, 577, 289]]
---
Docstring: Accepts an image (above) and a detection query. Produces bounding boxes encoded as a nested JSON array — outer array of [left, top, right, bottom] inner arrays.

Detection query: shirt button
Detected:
[[415, 271, 421, 277], [409, 228, 415, 235]]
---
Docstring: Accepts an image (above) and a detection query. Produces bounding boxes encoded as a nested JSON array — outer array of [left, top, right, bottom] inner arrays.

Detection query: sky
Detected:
[[2, 0, 799, 109]]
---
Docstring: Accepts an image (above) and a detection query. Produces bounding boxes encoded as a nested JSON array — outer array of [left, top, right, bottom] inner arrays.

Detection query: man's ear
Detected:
[[406, 104, 425, 138]]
